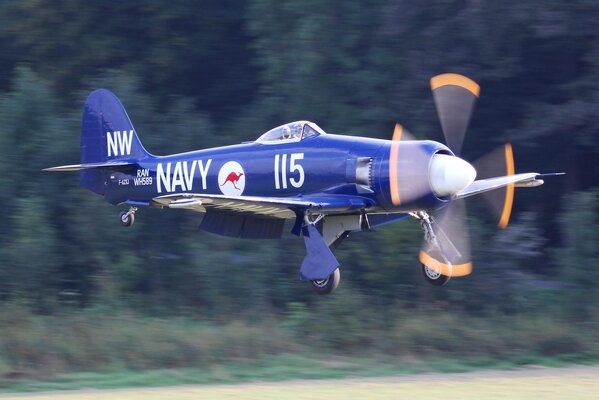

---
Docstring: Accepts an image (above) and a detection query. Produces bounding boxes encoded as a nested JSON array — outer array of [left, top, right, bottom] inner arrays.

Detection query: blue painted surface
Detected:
[[68, 90, 459, 278], [80, 89, 151, 195], [300, 225, 340, 280], [78, 89, 450, 215], [46, 84, 557, 286], [47, 88, 486, 284]]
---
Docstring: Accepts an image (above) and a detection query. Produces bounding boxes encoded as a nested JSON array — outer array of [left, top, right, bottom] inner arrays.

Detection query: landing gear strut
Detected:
[[411, 211, 451, 286], [119, 207, 137, 227]]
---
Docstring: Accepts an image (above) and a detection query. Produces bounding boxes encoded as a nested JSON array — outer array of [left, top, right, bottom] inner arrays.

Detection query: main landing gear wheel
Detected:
[[310, 268, 341, 295], [422, 264, 450, 286], [119, 207, 137, 227]]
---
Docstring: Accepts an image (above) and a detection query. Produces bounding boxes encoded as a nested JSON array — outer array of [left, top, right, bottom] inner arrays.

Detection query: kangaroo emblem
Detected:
[[220, 171, 244, 190]]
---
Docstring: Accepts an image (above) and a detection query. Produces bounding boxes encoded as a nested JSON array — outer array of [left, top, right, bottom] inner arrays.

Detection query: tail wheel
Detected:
[[422, 264, 450, 286], [119, 210, 135, 227], [310, 268, 341, 295]]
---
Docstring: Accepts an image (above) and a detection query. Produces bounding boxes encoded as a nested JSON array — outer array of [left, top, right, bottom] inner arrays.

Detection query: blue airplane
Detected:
[[45, 74, 561, 294]]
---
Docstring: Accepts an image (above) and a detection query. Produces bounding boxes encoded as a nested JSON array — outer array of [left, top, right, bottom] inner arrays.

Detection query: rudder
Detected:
[[80, 89, 151, 194]]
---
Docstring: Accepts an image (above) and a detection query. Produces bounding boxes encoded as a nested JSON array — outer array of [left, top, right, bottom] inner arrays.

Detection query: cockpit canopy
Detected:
[[256, 121, 325, 144]]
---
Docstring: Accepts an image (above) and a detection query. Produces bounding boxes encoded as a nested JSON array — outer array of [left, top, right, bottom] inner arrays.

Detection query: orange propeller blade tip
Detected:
[[392, 123, 404, 141], [430, 73, 481, 98], [498, 143, 515, 228], [419, 251, 473, 277]]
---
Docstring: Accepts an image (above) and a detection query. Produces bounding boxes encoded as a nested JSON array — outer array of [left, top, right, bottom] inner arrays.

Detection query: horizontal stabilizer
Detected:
[[43, 161, 136, 172]]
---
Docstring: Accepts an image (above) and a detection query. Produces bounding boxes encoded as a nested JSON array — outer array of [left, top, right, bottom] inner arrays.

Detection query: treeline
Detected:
[[0, 0, 597, 378]]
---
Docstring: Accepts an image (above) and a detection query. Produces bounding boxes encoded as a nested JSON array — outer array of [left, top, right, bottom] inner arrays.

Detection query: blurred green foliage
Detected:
[[0, 0, 596, 379]]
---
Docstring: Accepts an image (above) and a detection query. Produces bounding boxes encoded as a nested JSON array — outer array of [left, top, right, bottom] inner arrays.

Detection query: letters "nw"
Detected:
[[107, 130, 134, 157]]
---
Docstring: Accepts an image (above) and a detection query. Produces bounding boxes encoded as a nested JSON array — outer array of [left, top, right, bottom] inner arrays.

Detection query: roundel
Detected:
[[218, 161, 245, 196]]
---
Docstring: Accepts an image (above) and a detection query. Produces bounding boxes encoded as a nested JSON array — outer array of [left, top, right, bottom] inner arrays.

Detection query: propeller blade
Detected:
[[392, 123, 415, 141], [430, 73, 480, 155], [473, 143, 515, 228], [388, 123, 433, 206], [420, 200, 472, 277]]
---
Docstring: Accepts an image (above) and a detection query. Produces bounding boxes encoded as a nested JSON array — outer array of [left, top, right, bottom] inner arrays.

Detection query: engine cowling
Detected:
[[377, 140, 475, 211]]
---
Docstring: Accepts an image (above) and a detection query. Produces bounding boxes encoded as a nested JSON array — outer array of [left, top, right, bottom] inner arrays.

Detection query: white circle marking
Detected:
[[218, 161, 245, 196]]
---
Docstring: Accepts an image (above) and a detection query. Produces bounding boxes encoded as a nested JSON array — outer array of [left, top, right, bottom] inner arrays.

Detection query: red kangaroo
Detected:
[[220, 171, 244, 190]]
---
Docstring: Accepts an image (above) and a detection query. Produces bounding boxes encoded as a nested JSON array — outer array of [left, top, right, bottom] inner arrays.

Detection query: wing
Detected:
[[151, 193, 374, 239], [455, 173, 541, 199], [150, 193, 373, 219]]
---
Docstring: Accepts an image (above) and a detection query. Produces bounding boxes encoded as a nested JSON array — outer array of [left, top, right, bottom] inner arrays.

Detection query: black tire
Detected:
[[421, 264, 450, 286], [119, 211, 134, 227], [310, 268, 341, 295]]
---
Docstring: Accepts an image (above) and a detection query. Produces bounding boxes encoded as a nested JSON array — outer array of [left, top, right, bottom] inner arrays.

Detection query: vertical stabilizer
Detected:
[[80, 89, 151, 194]]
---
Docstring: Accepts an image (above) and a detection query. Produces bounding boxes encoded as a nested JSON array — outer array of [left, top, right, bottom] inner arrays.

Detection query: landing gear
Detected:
[[310, 268, 341, 295], [119, 207, 137, 227], [422, 264, 450, 286], [300, 213, 343, 295], [296, 213, 343, 294], [412, 211, 452, 286]]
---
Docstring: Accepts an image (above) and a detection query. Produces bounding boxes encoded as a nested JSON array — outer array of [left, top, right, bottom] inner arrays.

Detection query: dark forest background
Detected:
[[0, 0, 597, 379]]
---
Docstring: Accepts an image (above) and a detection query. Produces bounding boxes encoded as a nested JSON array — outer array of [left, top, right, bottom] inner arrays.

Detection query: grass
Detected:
[[0, 306, 598, 393], [1, 364, 599, 400], [1, 353, 599, 393]]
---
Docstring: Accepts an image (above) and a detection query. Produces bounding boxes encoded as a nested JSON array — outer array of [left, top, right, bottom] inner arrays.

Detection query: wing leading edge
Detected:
[[455, 172, 551, 199]]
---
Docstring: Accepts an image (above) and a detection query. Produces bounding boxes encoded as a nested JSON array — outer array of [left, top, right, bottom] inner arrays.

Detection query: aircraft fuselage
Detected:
[[102, 134, 451, 215]]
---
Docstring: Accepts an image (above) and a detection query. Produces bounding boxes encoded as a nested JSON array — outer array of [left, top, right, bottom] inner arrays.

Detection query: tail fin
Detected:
[[80, 89, 152, 194]]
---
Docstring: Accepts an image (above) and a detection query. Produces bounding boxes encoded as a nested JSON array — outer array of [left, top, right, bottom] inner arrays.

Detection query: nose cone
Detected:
[[430, 154, 476, 197]]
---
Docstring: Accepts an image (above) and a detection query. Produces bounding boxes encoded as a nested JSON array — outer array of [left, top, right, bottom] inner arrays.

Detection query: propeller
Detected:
[[393, 75, 531, 278], [417, 73, 514, 278], [411, 74, 478, 277], [415, 74, 520, 278]]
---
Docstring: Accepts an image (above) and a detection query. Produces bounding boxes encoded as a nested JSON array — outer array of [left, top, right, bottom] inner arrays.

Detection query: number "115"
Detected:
[[274, 153, 304, 189]]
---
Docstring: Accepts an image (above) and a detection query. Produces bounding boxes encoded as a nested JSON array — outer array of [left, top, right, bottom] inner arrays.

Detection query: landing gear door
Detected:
[[321, 215, 363, 246]]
